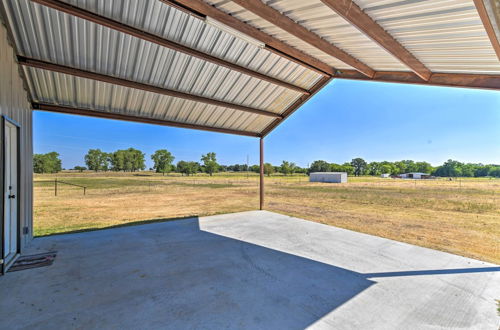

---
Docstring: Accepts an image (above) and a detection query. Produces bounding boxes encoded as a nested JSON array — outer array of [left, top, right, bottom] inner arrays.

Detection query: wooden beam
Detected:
[[32, 103, 261, 137], [261, 68, 500, 136], [474, 0, 500, 61], [30, 0, 310, 95], [335, 70, 500, 90], [232, 0, 375, 78], [261, 76, 332, 137], [161, 0, 335, 76], [18, 56, 282, 119], [320, 0, 431, 81]]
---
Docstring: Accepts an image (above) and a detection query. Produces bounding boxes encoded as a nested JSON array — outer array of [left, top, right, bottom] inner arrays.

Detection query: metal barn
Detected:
[[310, 172, 348, 183], [1, 0, 499, 328]]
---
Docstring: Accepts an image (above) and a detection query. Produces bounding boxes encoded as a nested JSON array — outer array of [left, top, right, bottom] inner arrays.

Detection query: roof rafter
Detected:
[[320, 0, 431, 81], [261, 70, 500, 137], [231, 0, 375, 78], [261, 76, 332, 137], [473, 0, 500, 61], [335, 70, 500, 90], [18, 56, 282, 119], [30, 0, 310, 95], [32, 103, 261, 137], [160, 0, 335, 76]]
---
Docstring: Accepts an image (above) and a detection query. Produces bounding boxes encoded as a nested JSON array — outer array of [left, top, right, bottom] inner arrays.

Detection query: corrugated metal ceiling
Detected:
[[2, 0, 323, 135]]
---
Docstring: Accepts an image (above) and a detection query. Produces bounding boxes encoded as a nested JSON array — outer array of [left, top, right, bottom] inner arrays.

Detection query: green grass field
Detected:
[[34, 171, 500, 264]]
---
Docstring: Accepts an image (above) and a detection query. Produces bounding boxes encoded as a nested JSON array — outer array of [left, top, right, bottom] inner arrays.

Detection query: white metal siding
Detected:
[[0, 21, 33, 249], [310, 172, 347, 183]]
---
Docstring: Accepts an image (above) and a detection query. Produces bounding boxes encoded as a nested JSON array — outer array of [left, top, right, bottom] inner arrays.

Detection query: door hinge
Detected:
[[23, 227, 29, 235]]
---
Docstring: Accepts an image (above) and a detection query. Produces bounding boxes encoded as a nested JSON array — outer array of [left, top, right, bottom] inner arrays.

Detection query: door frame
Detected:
[[1, 115, 21, 274]]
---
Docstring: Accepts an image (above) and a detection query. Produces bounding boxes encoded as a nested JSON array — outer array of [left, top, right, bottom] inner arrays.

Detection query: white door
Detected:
[[3, 120, 19, 267]]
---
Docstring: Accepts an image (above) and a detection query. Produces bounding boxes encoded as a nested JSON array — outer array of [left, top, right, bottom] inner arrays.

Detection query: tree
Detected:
[[250, 165, 260, 173], [367, 162, 382, 176], [433, 159, 463, 177], [33, 152, 62, 173], [263, 163, 274, 177], [151, 149, 175, 175], [415, 161, 433, 174], [350, 158, 367, 176], [73, 166, 86, 172], [177, 161, 199, 176], [280, 161, 296, 176], [308, 160, 331, 174], [109, 148, 145, 171], [201, 152, 219, 176], [84, 149, 108, 172]]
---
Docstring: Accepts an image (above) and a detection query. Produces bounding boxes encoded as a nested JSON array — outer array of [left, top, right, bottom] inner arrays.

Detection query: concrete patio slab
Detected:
[[1, 210, 498, 329]]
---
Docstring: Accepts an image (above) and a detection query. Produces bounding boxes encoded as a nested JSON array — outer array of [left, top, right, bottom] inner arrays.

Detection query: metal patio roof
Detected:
[[1, 0, 499, 137]]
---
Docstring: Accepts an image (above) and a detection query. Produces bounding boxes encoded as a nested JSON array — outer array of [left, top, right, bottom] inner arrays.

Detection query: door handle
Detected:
[[8, 194, 15, 199]]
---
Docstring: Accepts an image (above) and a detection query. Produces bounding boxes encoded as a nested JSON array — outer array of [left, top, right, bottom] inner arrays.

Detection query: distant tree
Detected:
[[380, 163, 394, 175], [350, 158, 367, 176], [263, 163, 275, 177], [308, 160, 331, 174], [367, 162, 382, 176], [280, 161, 296, 176], [109, 148, 145, 172], [201, 152, 219, 176], [33, 152, 62, 174], [73, 166, 86, 172], [415, 161, 433, 174], [341, 163, 355, 175], [151, 149, 175, 175], [433, 159, 463, 177], [250, 165, 260, 173], [85, 149, 108, 172], [489, 167, 500, 178], [177, 161, 199, 176], [33, 154, 45, 174]]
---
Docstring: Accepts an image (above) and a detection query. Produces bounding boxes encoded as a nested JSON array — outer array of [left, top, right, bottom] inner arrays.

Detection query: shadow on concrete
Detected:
[[364, 267, 500, 278], [9, 216, 499, 329], [12, 217, 374, 329]]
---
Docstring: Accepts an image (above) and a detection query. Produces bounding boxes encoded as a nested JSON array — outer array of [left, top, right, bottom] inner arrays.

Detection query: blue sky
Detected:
[[34, 79, 500, 169]]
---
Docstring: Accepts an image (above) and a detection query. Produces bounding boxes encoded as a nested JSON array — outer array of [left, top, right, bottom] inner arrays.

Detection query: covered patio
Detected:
[[1, 0, 500, 328], [1, 211, 499, 329]]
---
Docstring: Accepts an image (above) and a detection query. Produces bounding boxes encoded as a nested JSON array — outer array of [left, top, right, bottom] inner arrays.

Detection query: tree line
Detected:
[[33, 150, 500, 178]]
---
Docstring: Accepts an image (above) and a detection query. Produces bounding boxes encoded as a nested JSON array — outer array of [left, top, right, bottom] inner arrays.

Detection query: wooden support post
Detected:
[[259, 137, 264, 210], [55, 178, 57, 196]]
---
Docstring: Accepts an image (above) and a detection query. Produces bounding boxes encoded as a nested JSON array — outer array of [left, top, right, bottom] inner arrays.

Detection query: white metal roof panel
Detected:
[[2, 0, 324, 135], [356, 0, 500, 74], [24, 66, 276, 133]]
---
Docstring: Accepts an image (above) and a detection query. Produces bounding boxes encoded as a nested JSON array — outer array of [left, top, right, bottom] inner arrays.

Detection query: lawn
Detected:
[[34, 172, 500, 264]]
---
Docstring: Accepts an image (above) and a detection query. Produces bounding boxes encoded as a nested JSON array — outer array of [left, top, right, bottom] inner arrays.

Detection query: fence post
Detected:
[[55, 178, 57, 196], [83, 187, 86, 196]]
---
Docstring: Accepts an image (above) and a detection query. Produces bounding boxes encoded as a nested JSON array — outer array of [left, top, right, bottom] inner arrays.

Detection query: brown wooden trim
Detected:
[[162, 0, 334, 76], [32, 103, 261, 137], [30, 0, 310, 95], [474, 0, 500, 61], [320, 0, 431, 81], [18, 56, 282, 119], [261, 76, 333, 137], [335, 70, 500, 90], [232, 0, 375, 78]]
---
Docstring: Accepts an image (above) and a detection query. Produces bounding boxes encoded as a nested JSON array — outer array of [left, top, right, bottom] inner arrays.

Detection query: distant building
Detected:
[[381, 173, 391, 178], [399, 172, 431, 179], [310, 172, 348, 183]]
